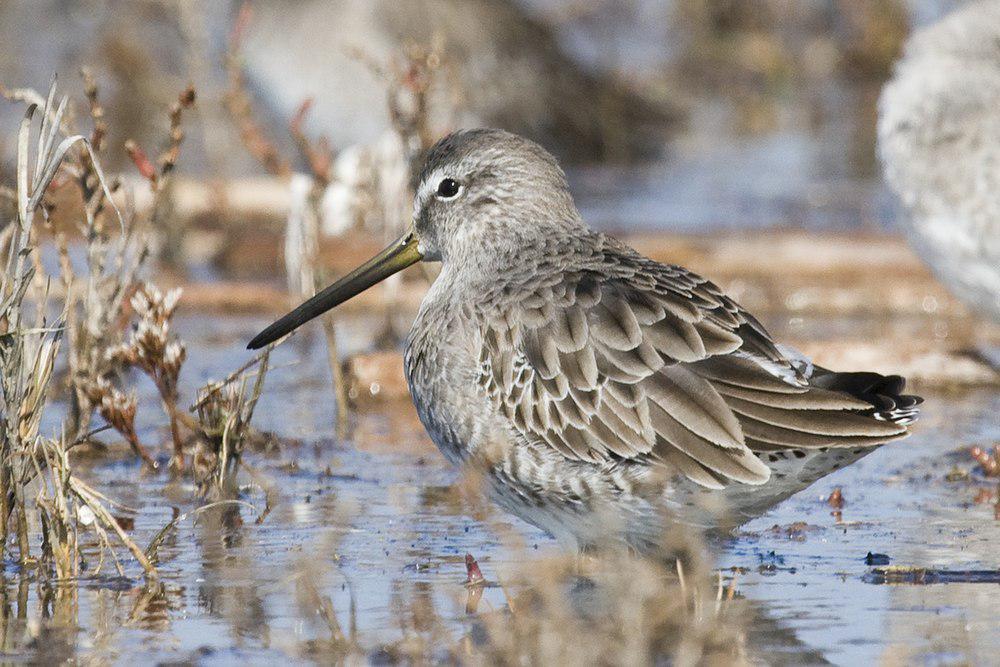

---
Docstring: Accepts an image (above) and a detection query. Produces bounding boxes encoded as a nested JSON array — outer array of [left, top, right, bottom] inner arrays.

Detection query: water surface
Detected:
[[8, 312, 996, 664]]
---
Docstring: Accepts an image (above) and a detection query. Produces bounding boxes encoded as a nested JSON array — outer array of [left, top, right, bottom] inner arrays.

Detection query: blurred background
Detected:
[[0, 0, 969, 231]]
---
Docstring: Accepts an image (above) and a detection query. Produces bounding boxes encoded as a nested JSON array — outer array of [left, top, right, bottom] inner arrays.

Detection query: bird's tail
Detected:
[[808, 369, 922, 426]]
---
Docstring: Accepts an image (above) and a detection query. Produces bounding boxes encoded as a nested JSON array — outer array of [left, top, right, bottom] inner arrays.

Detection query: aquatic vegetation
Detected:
[[466, 551, 745, 665], [284, 469, 746, 664], [0, 80, 156, 579], [224, 10, 451, 436], [0, 3, 995, 663], [83, 376, 148, 464], [190, 350, 271, 498], [51, 78, 197, 470], [223, 2, 291, 178], [0, 76, 241, 581]]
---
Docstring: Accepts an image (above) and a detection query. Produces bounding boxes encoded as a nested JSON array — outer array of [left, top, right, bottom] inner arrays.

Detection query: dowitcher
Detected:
[[250, 129, 921, 550], [879, 0, 1000, 321]]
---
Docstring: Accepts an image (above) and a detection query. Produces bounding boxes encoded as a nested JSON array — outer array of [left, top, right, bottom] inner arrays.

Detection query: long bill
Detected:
[[247, 231, 422, 350]]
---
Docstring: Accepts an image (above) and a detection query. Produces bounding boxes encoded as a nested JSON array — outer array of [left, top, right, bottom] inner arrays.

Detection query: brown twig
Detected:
[[190, 351, 271, 497], [224, 3, 290, 177], [290, 98, 333, 187], [190, 346, 273, 411], [160, 85, 196, 177], [125, 139, 158, 186], [80, 67, 107, 152]]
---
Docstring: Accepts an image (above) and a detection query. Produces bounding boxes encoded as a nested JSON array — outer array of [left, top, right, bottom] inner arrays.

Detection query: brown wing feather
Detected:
[[477, 239, 913, 488], [479, 264, 774, 485]]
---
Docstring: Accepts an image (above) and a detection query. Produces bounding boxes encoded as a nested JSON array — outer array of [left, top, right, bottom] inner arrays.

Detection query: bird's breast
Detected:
[[404, 293, 495, 465]]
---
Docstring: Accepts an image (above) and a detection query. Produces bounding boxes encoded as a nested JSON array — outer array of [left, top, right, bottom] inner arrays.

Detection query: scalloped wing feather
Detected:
[[476, 239, 913, 489]]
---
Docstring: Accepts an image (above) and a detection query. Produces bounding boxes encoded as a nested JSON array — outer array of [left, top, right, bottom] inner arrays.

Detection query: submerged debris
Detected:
[[864, 552, 891, 566], [766, 522, 821, 541], [865, 566, 1000, 585], [945, 466, 971, 482]]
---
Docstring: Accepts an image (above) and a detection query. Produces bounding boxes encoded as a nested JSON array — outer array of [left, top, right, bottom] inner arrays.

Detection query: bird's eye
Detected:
[[436, 178, 461, 199]]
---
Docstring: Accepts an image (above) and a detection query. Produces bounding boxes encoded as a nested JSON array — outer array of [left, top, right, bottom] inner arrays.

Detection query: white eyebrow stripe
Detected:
[[417, 167, 448, 204]]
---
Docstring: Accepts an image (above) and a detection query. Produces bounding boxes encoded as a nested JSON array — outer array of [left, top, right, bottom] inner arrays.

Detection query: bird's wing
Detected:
[[477, 244, 906, 488]]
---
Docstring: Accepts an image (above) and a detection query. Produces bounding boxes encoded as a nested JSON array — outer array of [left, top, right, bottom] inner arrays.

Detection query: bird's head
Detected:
[[248, 128, 583, 350], [410, 128, 584, 263]]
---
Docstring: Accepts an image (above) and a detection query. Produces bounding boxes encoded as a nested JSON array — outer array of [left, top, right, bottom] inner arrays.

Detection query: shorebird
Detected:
[[250, 129, 921, 551], [879, 0, 1000, 322]]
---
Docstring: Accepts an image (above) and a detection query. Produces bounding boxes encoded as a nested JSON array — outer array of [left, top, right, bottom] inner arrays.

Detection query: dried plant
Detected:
[[284, 481, 743, 664], [59, 213, 150, 447], [465, 550, 746, 666], [0, 79, 157, 580], [189, 350, 270, 498], [332, 38, 454, 243], [52, 71, 152, 453], [13, 74, 260, 480], [124, 84, 195, 191], [107, 284, 187, 470], [126, 84, 196, 267], [223, 2, 290, 178], [82, 377, 151, 465], [33, 437, 80, 580], [51, 75, 197, 470], [224, 4, 353, 436], [383, 38, 454, 165]]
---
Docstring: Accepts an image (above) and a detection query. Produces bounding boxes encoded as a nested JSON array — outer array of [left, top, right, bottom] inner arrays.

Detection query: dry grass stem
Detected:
[[1, 79, 158, 581]]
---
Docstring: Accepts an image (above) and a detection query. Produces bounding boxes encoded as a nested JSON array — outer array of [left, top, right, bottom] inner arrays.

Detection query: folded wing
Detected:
[[477, 244, 915, 489]]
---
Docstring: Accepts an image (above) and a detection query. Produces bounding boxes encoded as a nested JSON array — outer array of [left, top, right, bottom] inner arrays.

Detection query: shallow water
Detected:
[[10, 312, 997, 664], [729, 388, 1000, 665]]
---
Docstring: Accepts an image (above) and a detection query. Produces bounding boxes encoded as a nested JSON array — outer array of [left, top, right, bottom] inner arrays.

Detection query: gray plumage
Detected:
[[879, 0, 1000, 320], [401, 129, 920, 551]]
